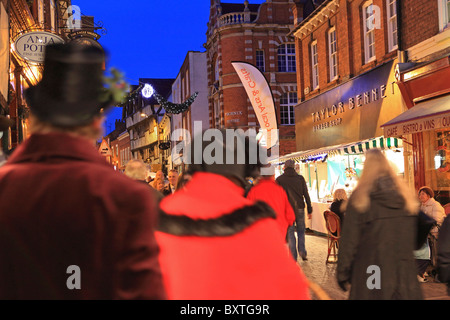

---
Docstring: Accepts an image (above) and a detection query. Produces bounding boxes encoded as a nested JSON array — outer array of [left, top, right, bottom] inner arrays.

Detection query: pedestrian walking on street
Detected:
[[125, 159, 164, 203], [437, 215, 450, 295], [0, 43, 166, 299], [247, 164, 295, 241], [276, 159, 312, 261], [337, 149, 422, 300], [155, 130, 310, 300]]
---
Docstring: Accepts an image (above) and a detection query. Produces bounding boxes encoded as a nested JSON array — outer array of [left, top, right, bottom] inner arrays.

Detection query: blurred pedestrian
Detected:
[[155, 129, 310, 300], [152, 177, 166, 193], [418, 186, 445, 233], [437, 215, 450, 295], [276, 159, 312, 261], [247, 164, 295, 241], [0, 43, 165, 299], [337, 149, 422, 300], [176, 172, 192, 190], [162, 169, 178, 196], [329, 188, 347, 230], [125, 159, 163, 202]]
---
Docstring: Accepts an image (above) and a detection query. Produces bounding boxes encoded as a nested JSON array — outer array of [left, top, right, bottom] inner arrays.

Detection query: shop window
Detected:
[[438, 0, 450, 31], [387, 0, 398, 52], [435, 131, 450, 173], [328, 28, 338, 81], [362, 1, 376, 64], [277, 44, 296, 72], [279, 92, 297, 125], [311, 41, 319, 90], [256, 50, 265, 72]]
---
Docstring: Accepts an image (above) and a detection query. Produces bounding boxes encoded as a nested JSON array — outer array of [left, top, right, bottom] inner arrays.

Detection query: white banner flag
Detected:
[[231, 61, 278, 149]]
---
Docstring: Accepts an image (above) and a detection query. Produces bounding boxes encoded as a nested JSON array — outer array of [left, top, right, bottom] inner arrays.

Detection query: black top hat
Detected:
[[25, 42, 113, 127]]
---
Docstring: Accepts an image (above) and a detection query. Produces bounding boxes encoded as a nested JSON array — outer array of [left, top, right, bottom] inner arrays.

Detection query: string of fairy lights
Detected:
[[116, 81, 198, 115]]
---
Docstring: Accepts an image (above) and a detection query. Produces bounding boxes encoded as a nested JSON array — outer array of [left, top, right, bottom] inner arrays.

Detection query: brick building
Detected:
[[279, 0, 449, 208], [205, 0, 318, 156], [276, 0, 409, 210], [382, 0, 450, 205], [171, 51, 209, 171]]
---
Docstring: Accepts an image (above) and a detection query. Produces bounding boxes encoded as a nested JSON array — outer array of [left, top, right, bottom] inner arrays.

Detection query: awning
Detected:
[[276, 136, 402, 163], [381, 94, 450, 137]]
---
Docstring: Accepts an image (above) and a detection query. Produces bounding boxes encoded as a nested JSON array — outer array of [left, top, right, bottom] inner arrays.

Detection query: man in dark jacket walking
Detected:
[[276, 159, 312, 261]]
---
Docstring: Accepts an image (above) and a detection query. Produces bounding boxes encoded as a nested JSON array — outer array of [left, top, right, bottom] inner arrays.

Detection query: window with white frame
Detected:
[[438, 0, 450, 31], [328, 28, 338, 81], [277, 44, 296, 72], [387, 0, 398, 52], [363, 1, 376, 63], [279, 92, 297, 125], [311, 41, 319, 90], [256, 50, 265, 72]]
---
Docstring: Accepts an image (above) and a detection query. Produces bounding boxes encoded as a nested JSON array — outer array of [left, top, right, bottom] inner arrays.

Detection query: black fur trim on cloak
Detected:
[[157, 201, 277, 237]]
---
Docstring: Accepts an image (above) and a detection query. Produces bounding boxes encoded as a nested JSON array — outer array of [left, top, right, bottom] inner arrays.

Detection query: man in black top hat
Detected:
[[0, 43, 165, 299]]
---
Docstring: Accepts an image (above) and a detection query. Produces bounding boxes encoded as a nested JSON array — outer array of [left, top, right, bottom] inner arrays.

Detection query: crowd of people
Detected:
[[0, 42, 449, 300]]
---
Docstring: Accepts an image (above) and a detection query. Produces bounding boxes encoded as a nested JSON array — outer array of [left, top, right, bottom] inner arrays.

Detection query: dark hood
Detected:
[[370, 175, 406, 210]]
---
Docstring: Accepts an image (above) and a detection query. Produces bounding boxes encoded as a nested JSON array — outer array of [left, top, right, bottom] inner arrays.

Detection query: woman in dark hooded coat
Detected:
[[337, 149, 422, 300]]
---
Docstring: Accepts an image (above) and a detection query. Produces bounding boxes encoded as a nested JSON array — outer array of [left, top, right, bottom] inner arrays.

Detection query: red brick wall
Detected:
[[401, 0, 440, 49], [206, 1, 297, 155]]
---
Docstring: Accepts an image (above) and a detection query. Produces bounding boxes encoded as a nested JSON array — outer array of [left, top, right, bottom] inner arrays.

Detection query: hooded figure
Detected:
[[155, 129, 310, 300], [337, 149, 422, 300], [0, 43, 165, 299]]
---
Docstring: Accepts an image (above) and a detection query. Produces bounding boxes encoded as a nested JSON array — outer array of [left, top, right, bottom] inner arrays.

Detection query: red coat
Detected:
[[156, 172, 310, 300], [247, 177, 296, 236], [0, 133, 165, 299]]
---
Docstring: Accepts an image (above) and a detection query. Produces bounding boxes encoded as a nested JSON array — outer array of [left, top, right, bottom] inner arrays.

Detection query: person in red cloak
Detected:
[[247, 164, 295, 241], [155, 130, 310, 300]]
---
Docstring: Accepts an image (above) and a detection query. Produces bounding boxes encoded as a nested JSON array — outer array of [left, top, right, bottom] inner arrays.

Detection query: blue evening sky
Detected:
[[72, 0, 265, 134]]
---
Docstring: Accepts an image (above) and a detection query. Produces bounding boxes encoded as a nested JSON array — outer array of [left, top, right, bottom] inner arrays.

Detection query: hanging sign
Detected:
[[231, 61, 278, 148], [14, 31, 65, 64]]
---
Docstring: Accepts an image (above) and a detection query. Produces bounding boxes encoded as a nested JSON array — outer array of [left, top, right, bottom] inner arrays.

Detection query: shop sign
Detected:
[[295, 60, 405, 151], [232, 61, 278, 148], [383, 112, 450, 137], [14, 31, 64, 64]]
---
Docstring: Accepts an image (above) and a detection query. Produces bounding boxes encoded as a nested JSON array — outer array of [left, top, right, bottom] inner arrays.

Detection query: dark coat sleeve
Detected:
[[300, 176, 312, 213], [114, 187, 166, 300], [438, 215, 450, 284], [336, 201, 362, 288]]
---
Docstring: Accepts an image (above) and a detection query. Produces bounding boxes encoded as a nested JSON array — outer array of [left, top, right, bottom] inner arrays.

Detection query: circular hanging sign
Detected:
[[14, 31, 65, 64], [142, 84, 154, 99]]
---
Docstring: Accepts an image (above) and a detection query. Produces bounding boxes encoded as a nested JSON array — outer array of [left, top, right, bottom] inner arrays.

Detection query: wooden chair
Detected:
[[323, 210, 341, 264]]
